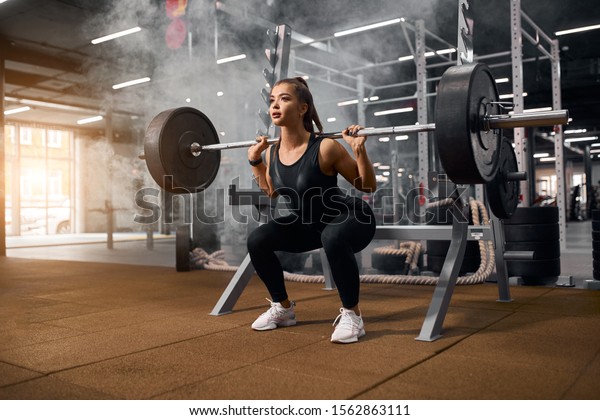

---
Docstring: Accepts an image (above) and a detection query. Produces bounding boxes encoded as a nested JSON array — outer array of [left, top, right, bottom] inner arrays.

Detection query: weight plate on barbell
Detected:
[[486, 137, 520, 219], [435, 63, 501, 184], [144, 107, 221, 194]]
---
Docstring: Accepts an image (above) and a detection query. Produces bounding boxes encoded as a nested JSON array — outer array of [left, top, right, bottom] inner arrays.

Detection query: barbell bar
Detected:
[[143, 63, 568, 198], [190, 109, 567, 155]]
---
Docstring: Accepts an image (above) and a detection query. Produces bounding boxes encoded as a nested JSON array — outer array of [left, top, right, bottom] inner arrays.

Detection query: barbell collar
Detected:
[[485, 109, 568, 130], [505, 171, 527, 182]]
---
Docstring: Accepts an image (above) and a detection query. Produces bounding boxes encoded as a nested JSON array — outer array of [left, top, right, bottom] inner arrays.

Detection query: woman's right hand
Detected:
[[248, 135, 270, 161]]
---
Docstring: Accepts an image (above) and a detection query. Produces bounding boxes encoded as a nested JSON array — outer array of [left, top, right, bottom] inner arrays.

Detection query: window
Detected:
[[47, 130, 63, 148], [20, 127, 33, 145]]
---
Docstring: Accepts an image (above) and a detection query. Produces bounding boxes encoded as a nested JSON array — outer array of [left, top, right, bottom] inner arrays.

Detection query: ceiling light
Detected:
[[435, 48, 456, 55], [112, 77, 151, 90], [564, 136, 599, 143], [337, 99, 359, 107], [590, 149, 600, 154], [217, 91, 224, 97], [185, 98, 191, 103], [378, 137, 390, 142], [77, 115, 103, 125], [555, 23, 600, 36], [564, 128, 587, 134], [499, 92, 528, 99], [91, 26, 142, 44], [4, 106, 31, 115], [327, 117, 337, 122], [539, 157, 556, 162], [533, 152, 550, 158], [216, 54, 247, 64], [334, 18, 402, 37], [398, 55, 414, 62], [374, 107, 414, 116], [495, 78, 510, 83], [395, 135, 409, 141], [591, 143, 600, 148]]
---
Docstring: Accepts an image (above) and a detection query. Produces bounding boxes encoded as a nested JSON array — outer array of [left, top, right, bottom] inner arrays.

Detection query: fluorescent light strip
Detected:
[[4, 106, 31, 115], [539, 157, 556, 162], [327, 117, 337, 122], [555, 23, 600, 36], [591, 143, 600, 148], [77, 115, 103, 125], [337, 99, 359, 107], [216, 54, 247, 64], [495, 78, 510, 83], [564, 128, 587, 134], [91, 26, 142, 44], [533, 152, 550, 158], [112, 77, 151, 90], [374, 107, 414, 116], [395, 135, 409, 141], [398, 55, 414, 62], [334, 18, 402, 37], [590, 149, 600, 154], [564, 136, 599, 143], [499, 92, 528, 99]]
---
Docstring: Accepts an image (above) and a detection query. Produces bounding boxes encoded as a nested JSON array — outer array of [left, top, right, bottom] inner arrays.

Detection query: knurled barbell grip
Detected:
[[194, 109, 568, 153]]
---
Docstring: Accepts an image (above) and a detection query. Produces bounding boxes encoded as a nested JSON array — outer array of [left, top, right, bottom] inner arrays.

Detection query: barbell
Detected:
[[142, 63, 568, 217]]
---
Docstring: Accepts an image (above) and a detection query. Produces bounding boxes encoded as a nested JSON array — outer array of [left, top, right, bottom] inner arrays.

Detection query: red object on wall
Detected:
[[166, 17, 187, 49], [166, 0, 188, 19]]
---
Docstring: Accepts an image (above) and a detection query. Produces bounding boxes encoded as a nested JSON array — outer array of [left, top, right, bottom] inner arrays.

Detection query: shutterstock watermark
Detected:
[[133, 183, 470, 227]]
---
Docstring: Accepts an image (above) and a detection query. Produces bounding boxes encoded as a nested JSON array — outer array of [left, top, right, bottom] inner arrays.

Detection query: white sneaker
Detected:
[[251, 299, 296, 331], [331, 308, 366, 343]]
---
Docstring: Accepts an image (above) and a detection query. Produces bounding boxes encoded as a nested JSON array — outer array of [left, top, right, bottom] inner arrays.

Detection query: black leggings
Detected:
[[247, 207, 376, 309]]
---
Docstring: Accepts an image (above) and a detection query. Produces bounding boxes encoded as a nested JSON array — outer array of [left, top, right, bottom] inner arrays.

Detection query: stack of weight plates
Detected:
[[593, 209, 600, 280], [426, 205, 480, 274], [504, 207, 561, 285]]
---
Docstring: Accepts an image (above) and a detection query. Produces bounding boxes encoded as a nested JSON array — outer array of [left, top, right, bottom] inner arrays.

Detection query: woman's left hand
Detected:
[[342, 124, 367, 156]]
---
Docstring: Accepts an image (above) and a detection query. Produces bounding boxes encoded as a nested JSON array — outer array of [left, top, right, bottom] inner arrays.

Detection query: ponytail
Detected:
[[274, 77, 323, 134]]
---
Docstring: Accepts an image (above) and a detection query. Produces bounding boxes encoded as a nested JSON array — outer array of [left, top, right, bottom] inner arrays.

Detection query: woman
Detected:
[[247, 77, 377, 344]]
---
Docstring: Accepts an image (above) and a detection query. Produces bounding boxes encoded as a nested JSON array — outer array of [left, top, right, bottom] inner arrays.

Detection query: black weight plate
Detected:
[[435, 63, 501, 184], [486, 138, 520, 219], [593, 250, 600, 260], [428, 254, 481, 274], [176, 225, 192, 272], [594, 261, 600, 272], [504, 241, 561, 260], [503, 223, 560, 242], [507, 258, 561, 278], [593, 221, 600, 231], [503, 207, 558, 225], [594, 270, 600, 280], [144, 107, 221, 194], [592, 209, 600, 220], [593, 231, 600, 241], [371, 252, 407, 274], [593, 240, 600, 250]]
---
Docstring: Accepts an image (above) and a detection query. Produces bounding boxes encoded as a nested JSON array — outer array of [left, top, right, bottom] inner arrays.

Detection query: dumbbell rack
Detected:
[[209, 182, 532, 342]]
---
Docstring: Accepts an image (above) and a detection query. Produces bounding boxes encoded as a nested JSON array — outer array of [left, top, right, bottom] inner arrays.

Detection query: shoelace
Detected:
[[264, 298, 290, 318], [332, 309, 359, 329]]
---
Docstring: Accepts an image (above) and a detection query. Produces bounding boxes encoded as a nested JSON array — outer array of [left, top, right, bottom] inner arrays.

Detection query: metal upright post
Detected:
[[415, 20, 428, 221], [510, 0, 529, 205], [551, 39, 567, 251]]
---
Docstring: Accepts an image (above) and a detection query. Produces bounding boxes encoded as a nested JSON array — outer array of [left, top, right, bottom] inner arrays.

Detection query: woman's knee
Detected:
[[247, 225, 271, 253]]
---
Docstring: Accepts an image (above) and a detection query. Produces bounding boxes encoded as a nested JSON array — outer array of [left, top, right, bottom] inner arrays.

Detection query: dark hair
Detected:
[[273, 77, 323, 133]]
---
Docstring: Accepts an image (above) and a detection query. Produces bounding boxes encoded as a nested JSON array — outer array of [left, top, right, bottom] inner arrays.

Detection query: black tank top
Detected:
[[269, 133, 368, 227]]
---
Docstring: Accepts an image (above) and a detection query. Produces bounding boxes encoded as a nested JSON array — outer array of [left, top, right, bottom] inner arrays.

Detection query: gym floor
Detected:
[[1, 220, 599, 400]]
